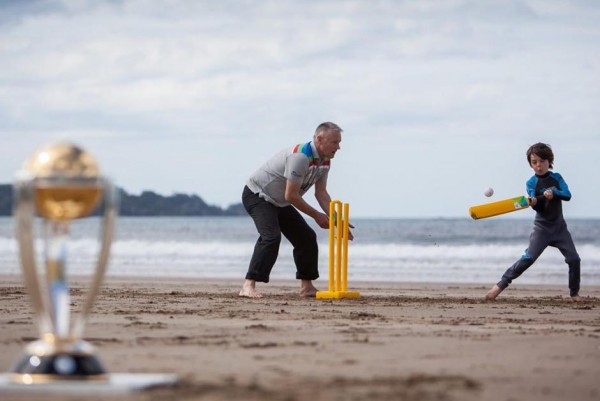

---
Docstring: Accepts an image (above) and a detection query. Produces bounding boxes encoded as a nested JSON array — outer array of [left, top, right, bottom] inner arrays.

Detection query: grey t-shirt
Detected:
[[246, 141, 330, 207]]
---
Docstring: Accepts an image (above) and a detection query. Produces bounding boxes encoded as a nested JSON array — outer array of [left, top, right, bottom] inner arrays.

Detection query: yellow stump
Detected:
[[316, 201, 360, 299]]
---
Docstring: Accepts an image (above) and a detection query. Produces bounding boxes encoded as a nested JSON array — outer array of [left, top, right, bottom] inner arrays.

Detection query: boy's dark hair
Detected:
[[527, 142, 554, 169]]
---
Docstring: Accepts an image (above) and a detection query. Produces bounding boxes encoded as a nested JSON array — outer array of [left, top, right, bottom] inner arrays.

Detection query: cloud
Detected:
[[1, 0, 599, 216]]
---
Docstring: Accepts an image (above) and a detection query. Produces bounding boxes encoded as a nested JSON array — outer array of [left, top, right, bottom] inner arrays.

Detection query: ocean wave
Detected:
[[1, 238, 598, 285], [2, 238, 600, 262]]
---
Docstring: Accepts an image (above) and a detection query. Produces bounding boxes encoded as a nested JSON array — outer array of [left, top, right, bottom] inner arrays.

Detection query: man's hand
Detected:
[[314, 212, 329, 229], [346, 229, 354, 241]]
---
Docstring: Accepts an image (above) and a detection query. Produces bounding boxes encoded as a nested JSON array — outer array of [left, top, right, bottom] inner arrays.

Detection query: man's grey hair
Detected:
[[314, 122, 343, 138]]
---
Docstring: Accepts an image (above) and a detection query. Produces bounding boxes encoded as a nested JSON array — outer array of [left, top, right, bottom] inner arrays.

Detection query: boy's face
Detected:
[[529, 153, 550, 175]]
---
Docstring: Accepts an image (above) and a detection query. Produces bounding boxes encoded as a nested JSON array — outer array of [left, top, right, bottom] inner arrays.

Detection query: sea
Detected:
[[0, 216, 599, 286]]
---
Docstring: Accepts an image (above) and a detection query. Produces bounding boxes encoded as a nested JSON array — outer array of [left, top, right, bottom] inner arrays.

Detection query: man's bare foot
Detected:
[[239, 279, 263, 298], [571, 295, 584, 302], [485, 284, 504, 301], [300, 280, 318, 298]]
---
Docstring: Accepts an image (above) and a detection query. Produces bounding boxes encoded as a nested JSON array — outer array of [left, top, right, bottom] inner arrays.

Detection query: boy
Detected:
[[486, 143, 583, 302]]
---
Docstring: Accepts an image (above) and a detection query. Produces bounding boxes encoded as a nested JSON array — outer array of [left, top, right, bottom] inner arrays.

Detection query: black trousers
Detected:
[[497, 219, 581, 296], [242, 186, 319, 283]]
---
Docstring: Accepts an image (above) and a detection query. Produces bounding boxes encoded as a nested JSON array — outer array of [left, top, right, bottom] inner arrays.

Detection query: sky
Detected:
[[1, 0, 598, 218]]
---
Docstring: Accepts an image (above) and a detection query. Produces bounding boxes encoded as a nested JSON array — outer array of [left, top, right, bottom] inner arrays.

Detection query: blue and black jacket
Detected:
[[526, 171, 571, 222]]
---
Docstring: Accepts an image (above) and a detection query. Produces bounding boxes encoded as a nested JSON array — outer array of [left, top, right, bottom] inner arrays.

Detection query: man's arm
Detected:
[[314, 178, 332, 215], [284, 180, 329, 229], [314, 178, 354, 240]]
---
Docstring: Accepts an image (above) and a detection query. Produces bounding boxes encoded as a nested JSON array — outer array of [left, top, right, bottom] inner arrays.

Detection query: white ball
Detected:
[[484, 187, 494, 197]]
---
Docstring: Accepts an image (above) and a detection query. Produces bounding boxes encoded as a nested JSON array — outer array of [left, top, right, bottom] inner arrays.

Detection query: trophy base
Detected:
[[2, 338, 177, 393], [9, 338, 107, 383], [0, 373, 177, 394], [10, 353, 107, 384]]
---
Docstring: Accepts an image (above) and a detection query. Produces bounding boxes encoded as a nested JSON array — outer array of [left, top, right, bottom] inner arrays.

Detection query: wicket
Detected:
[[316, 200, 360, 299]]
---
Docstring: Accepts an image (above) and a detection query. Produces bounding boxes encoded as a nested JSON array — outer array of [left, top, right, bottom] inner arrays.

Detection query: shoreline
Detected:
[[1, 276, 599, 401], [2, 273, 598, 293]]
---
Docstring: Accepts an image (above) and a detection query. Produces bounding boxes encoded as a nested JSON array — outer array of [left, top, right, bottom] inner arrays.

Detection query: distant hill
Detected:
[[0, 184, 246, 217]]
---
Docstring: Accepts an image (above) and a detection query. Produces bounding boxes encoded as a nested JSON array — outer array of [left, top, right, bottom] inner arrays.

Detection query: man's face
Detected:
[[316, 130, 341, 158]]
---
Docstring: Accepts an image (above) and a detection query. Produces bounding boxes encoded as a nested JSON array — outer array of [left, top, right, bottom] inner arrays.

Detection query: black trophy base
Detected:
[[11, 352, 107, 384]]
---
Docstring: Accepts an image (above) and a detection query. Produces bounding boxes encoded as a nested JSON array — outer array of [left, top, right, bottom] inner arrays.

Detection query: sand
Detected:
[[1, 275, 599, 401]]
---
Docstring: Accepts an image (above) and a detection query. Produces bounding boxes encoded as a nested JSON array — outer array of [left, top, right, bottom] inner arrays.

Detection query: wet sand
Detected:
[[1, 275, 599, 401]]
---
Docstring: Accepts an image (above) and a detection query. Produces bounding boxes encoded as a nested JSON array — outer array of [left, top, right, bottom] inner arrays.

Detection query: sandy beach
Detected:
[[1, 275, 599, 401]]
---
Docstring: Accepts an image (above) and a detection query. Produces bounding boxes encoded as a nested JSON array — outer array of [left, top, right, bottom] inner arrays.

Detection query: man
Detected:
[[239, 122, 352, 298]]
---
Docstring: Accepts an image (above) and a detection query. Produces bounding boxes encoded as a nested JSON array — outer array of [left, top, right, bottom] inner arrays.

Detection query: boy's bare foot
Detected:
[[239, 279, 263, 298], [300, 280, 318, 298], [485, 284, 503, 301], [571, 295, 584, 302]]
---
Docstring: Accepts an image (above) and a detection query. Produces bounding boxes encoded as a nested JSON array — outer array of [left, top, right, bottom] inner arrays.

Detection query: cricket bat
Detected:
[[469, 195, 531, 220]]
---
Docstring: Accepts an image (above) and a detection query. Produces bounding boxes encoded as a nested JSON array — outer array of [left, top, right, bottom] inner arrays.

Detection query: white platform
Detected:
[[0, 373, 177, 394]]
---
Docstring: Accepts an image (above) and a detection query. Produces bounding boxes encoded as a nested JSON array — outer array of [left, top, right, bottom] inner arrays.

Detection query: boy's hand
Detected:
[[543, 189, 554, 199], [529, 197, 538, 206]]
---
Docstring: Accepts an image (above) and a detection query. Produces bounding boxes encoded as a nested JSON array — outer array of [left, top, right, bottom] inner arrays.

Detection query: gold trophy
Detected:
[[10, 143, 117, 384]]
